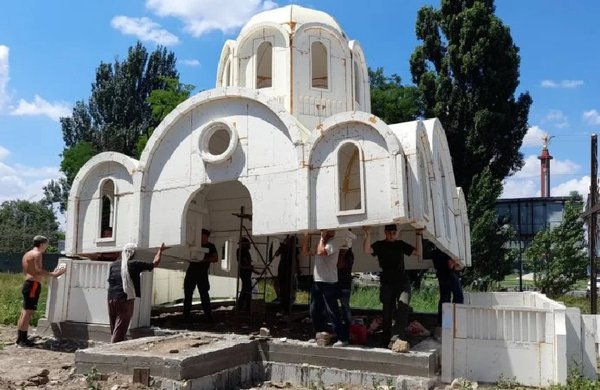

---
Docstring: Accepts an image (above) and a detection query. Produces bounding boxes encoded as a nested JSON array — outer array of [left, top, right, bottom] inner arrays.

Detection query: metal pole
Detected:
[[518, 200, 523, 292], [235, 206, 244, 312], [590, 134, 598, 314]]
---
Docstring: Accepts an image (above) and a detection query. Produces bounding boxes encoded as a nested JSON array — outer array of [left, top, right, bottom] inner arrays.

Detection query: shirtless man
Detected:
[[17, 235, 66, 347]]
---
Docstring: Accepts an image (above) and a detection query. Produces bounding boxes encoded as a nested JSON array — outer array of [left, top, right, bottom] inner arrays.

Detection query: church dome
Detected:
[[240, 5, 344, 36]]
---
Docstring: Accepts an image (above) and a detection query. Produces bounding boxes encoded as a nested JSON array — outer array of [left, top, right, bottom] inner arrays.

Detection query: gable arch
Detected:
[[307, 112, 408, 230], [349, 40, 370, 112], [236, 23, 289, 89], [70, 152, 138, 203], [455, 187, 471, 267], [139, 87, 310, 184], [423, 118, 459, 253], [65, 152, 139, 255], [308, 111, 401, 156], [216, 40, 236, 87]]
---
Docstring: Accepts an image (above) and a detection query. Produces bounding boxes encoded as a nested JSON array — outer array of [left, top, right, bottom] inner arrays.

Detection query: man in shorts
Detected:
[[17, 235, 66, 347]]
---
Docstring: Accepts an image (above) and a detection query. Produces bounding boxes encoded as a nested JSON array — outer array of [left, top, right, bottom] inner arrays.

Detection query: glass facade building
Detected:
[[496, 196, 570, 251]]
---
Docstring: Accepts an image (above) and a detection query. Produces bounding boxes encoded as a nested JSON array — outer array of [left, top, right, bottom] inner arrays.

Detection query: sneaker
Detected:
[[17, 338, 35, 348], [333, 340, 349, 347]]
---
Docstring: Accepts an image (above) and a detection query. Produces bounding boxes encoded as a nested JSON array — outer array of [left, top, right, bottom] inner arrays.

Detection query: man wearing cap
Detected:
[[183, 228, 218, 322], [17, 235, 66, 347], [363, 224, 422, 348]]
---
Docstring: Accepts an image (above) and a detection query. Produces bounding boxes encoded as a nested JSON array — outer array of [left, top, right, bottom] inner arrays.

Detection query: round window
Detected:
[[199, 121, 238, 163]]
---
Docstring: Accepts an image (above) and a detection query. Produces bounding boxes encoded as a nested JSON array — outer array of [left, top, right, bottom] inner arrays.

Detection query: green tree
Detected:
[[461, 168, 515, 290], [524, 193, 587, 297], [0, 200, 60, 253], [135, 77, 195, 157], [410, 0, 532, 286], [410, 0, 532, 195], [44, 42, 182, 210], [369, 67, 423, 124]]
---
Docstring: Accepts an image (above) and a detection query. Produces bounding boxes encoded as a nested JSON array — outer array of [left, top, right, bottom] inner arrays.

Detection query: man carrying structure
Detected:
[[302, 230, 349, 347], [107, 242, 167, 342], [363, 225, 422, 348], [336, 229, 356, 345], [183, 229, 218, 322], [17, 235, 66, 347], [424, 240, 464, 325]]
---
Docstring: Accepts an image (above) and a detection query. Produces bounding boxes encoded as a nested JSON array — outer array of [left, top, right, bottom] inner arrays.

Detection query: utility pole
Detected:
[[589, 135, 598, 314]]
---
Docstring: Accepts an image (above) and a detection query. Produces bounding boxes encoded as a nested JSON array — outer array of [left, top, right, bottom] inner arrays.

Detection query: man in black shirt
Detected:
[[363, 224, 422, 348], [107, 242, 167, 343], [183, 229, 218, 322], [424, 241, 464, 325]]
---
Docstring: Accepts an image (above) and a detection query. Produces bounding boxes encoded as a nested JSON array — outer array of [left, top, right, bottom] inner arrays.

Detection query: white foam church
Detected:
[[45, 5, 470, 329]]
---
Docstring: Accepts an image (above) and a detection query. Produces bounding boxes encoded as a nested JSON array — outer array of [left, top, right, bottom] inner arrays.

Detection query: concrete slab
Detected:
[[75, 331, 440, 389]]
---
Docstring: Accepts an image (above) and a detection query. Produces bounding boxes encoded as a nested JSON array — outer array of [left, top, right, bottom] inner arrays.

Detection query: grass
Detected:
[[257, 277, 438, 312], [555, 294, 600, 314], [0, 272, 48, 326]]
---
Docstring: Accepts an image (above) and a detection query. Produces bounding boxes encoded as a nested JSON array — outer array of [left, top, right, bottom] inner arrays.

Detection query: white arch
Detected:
[[422, 118, 460, 254], [307, 112, 408, 230], [216, 40, 236, 88], [309, 111, 401, 155], [456, 187, 471, 267], [349, 40, 370, 112], [139, 87, 311, 186], [65, 152, 138, 255]]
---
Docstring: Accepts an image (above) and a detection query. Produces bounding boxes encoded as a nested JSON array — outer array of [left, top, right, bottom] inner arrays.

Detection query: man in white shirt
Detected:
[[302, 230, 348, 347]]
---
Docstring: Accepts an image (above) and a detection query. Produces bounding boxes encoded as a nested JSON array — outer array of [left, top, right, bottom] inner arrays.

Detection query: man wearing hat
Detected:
[[183, 228, 218, 322], [363, 224, 422, 348]]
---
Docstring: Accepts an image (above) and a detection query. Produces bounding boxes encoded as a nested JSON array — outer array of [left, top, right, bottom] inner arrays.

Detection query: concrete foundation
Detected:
[[75, 332, 440, 389]]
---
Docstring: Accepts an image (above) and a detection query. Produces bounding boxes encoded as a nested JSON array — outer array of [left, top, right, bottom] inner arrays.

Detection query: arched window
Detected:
[[353, 61, 361, 108], [418, 152, 429, 216], [338, 143, 363, 212], [439, 161, 451, 239], [311, 41, 328, 89], [100, 179, 115, 239], [256, 41, 272, 88], [223, 59, 231, 87]]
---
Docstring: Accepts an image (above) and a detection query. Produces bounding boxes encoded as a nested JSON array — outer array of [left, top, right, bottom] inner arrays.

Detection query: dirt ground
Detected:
[[0, 304, 435, 389]]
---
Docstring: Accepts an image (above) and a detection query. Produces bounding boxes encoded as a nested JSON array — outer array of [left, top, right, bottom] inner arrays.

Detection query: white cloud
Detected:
[[182, 59, 200, 67], [0, 45, 9, 110], [146, 0, 278, 37], [513, 154, 580, 180], [522, 125, 548, 148], [501, 177, 538, 198], [10, 95, 71, 121], [583, 109, 600, 125], [0, 158, 61, 203], [0, 145, 9, 160], [551, 176, 590, 197], [503, 155, 582, 198], [545, 109, 569, 128], [111, 16, 180, 46], [540, 80, 584, 89]]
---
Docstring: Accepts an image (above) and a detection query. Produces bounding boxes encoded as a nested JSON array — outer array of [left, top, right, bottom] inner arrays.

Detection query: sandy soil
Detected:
[[0, 325, 153, 389]]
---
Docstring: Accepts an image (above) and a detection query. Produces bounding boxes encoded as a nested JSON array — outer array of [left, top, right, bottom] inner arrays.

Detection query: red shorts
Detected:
[[22, 280, 42, 311]]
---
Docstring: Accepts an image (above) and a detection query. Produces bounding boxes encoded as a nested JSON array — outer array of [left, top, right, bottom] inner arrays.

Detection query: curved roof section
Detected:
[[240, 5, 344, 36]]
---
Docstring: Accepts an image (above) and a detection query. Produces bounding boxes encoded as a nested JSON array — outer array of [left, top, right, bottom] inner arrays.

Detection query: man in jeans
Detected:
[[363, 224, 422, 348], [336, 230, 356, 345], [302, 230, 348, 347]]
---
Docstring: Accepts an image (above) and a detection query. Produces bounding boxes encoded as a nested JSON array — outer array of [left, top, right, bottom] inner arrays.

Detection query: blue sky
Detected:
[[0, 0, 597, 208]]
